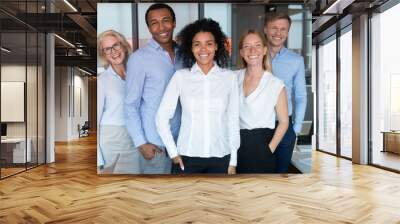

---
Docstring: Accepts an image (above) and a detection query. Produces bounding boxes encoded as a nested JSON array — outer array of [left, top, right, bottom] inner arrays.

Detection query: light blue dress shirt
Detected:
[[97, 66, 126, 127], [97, 66, 126, 166], [125, 38, 182, 148], [271, 47, 307, 134]]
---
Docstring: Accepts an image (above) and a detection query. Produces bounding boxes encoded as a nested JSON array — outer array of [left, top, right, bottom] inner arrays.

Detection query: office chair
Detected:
[[79, 121, 90, 138]]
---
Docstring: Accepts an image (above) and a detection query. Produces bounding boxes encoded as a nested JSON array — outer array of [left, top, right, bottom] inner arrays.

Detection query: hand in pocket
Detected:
[[268, 143, 276, 153], [172, 155, 185, 171]]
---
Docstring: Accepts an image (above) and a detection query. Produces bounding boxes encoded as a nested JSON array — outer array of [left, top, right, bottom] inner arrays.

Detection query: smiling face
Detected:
[[101, 35, 125, 66], [147, 8, 176, 47], [240, 33, 267, 68], [264, 18, 290, 49], [192, 32, 218, 71]]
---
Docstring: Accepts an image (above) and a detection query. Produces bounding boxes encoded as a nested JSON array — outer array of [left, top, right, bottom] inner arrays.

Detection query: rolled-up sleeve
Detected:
[[293, 57, 307, 134]]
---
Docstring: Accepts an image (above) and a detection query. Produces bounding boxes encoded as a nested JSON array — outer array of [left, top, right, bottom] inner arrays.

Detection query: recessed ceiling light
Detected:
[[78, 67, 93, 76], [323, 0, 354, 15], [1, 47, 11, 53], [54, 34, 75, 48], [63, 0, 78, 12]]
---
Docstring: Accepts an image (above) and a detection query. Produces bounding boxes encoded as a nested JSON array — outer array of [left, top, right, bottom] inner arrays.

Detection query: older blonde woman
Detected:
[[236, 29, 289, 173], [97, 30, 139, 174]]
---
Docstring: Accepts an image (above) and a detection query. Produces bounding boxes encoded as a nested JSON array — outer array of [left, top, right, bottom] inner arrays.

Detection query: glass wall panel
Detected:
[[287, 5, 304, 54], [27, 31, 38, 169], [1, 30, 28, 177], [0, 1, 46, 178], [97, 3, 133, 39], [204, 3, 231, 37], [38, 32, 45, 165], [317, 36, 337, 154], [339, 28, 352, 158], [97, 3, 133, 74], [26, 0, 40, 168], [230, 4, 265, 68], [204, 3, 232, 59], [371, 3, 400, 171]]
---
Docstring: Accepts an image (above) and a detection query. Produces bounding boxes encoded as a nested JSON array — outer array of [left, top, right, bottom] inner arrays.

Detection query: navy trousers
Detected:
[[237, 128, 276, 173], [171, 155, 230, 174], [274, 116, 297, 173]]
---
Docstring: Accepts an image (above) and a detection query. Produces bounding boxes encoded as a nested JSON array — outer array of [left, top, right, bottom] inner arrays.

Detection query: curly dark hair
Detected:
[[177, 18, 229, 68]]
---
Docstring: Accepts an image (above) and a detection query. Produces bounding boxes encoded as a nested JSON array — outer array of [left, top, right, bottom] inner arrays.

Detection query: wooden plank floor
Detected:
[[1, 135, 400, 224]]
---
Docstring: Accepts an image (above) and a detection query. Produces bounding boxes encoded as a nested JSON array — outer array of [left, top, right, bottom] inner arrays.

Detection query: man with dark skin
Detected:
[[125, 3, 182, 174]]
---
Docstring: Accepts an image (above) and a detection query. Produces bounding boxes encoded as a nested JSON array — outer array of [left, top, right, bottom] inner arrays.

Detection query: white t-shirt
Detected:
[[236, 69, 285, 130]]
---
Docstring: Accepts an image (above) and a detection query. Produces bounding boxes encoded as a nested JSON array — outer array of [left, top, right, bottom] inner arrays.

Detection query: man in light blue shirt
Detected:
[[125, 3, 182, 174], [264, 12, 307, 173]]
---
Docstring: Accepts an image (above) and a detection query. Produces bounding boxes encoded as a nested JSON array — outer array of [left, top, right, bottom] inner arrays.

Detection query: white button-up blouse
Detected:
[[156, 63, 240, 166]]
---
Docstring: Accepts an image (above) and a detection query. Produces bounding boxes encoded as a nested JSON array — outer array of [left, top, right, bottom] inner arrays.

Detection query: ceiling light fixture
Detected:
[[54, 34, 75, 48], [1, 47, 11, 53], [322, 0, 354, 15], [78, 67, 93, 76], [63, 0, 78, 12]]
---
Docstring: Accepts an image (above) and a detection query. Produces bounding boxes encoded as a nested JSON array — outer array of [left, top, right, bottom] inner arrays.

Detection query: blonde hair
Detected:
[[264, 12, 292, 27], [97, 30, 132, 67], [238, 29, 272, 72]]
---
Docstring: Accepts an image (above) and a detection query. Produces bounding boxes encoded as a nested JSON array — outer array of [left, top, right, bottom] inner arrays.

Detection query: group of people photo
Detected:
[[97, 3, 307, 175]]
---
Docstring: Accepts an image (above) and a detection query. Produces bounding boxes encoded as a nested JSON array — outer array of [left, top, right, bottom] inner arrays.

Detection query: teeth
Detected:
[[199, 54, 208, 57], [159, 32, 168, 37], [248, 56, 258, 59]]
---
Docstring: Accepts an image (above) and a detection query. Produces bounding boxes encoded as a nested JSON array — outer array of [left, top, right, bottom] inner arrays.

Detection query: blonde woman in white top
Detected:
[[97, 30, 139, 174], [236, 29, 289, 173]]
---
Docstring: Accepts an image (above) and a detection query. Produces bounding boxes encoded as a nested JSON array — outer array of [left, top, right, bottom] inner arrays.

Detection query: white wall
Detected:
[[1, 64, 46, 164], [1, 65, 36, 138], [55, 66, 68, 141], [55, 67, 89, 141], [72, 72, 89, 138]]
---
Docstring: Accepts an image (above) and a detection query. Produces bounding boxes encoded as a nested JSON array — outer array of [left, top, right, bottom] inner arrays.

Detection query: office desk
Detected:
[[1, 138, 31, 163], [382, 131, 400, 154]]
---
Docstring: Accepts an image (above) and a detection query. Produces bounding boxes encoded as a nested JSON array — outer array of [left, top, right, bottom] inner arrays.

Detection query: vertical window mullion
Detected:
[[336, 28, 341, 157]]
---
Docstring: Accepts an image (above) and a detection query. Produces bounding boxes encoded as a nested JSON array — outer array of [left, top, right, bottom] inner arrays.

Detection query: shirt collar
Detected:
[[148, 38, 178, 52], [107, 66, 124, 81], [190, 62, 221, 76], [273, 47, 288, 59]]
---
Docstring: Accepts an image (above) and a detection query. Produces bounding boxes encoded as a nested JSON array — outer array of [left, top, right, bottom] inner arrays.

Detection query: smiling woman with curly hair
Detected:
[[177, 18, 229, 69], [156, 18, 240, 175]]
